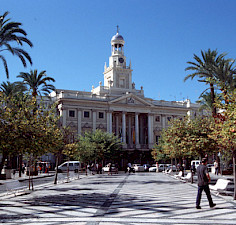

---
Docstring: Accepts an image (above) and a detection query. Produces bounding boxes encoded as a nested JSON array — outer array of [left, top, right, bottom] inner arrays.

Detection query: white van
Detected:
[[57, 161, 81, 172], [191, 160, 201, 169]]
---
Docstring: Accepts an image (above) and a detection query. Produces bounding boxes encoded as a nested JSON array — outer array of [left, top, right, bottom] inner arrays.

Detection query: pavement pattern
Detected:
[[0, 172, 235, 225]]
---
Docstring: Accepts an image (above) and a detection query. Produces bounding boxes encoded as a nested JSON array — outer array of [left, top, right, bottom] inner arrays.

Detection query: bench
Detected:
[[163, 168, 172, 174], [5, 180, 28, 196], [173, 171, 183, 179], [209, 178, 231, 195], [180, 172, 192, 182]]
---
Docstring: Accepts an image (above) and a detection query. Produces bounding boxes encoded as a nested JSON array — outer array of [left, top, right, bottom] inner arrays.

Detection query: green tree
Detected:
[[210, 91, 236, 199], [17, 69, 55, 97], [75, 129, 122, 164], [152, 116, 217, 162], [53, 127, 76, 184], [184, 49, 226, 116], [0, 11, 33, 78], [213, 59, 236, 104], [0, 81, 26, 97], [0, 94, 63, 189], [196, 92, 222, 114]]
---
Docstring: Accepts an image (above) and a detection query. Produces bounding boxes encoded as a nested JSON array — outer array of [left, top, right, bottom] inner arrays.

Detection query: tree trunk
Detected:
[[217, 155, 221, 175], [210, 83, 216, 117], [0, 152, 7, 175], [233, 150, 236, 200], [54, 155, 59, 185], [28, 161, 31, 190], [19, 154, 22, 177]]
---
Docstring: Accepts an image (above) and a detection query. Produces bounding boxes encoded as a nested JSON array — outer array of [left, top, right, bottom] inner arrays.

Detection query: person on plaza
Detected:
[[22, 163, 25, 174], [214, 160, 219, 175], [179, 164, 184, 177], [191, 162, 196, 175], [156, 162, 159, 172], [91, 163, 96, 175], [87, 164, 91, 175], [97, 162, 103, 174], [126, 162, 132, 173], [196, 158, 216, 209]]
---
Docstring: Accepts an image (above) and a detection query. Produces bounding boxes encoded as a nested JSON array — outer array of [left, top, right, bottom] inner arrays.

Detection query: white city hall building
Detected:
[[50, 29, 200, 167]]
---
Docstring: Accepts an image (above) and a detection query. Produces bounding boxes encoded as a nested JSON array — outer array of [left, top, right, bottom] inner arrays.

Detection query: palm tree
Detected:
[[213, 59, 236, 104], [0, 11, 33, 78], [0, 81, 26, 97], [196, 92, 222, 113], [17, 69, 55, 97], [184, 49, 226, 116]]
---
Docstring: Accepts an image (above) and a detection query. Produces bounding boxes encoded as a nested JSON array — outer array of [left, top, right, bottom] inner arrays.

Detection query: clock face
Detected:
[[119, 57, 124, 63]]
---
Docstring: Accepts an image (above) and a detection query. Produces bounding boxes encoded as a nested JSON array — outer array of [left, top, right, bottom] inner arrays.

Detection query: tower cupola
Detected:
[[111, 26, 125, 56]]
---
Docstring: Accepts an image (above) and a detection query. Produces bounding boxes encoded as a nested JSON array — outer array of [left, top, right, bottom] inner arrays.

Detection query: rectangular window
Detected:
[[99, 112, 104, 119], [155, 116, 160, 122], [84, 111, 90, 118], [69, 110, 75, 118]]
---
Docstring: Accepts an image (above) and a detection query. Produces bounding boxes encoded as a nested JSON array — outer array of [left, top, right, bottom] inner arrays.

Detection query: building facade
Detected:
[[50, 29, 200, 167]]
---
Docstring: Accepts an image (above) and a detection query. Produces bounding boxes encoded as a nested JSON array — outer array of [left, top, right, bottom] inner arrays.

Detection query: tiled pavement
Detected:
[[0, 172, 235, 225]]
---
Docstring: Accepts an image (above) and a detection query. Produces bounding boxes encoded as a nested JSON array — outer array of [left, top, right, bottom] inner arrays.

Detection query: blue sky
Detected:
[[1, 0, 236, 103]]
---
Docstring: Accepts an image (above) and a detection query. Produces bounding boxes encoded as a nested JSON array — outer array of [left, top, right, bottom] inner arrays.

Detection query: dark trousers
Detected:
[[196, 185, 214, 206]]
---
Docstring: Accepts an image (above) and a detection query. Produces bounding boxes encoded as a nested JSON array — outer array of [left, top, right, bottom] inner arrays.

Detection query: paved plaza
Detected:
[[0, 172, 235, 225]]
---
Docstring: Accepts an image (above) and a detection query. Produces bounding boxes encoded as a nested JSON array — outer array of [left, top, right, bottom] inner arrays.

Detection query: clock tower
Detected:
[[104, 27, 133, 91]]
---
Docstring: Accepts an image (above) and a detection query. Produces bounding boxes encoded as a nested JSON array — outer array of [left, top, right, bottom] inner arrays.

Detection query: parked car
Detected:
[[191, 160, 201, 169], [102, 164, 118, 173], [207, 164, 214, 172], [133, 164, 145, 172], [143, 164, 151, 171], [149, 164, 157, 172], [57, 161, 81, 173], [158, 164, 170, 172], [167, 165, 177, 172]]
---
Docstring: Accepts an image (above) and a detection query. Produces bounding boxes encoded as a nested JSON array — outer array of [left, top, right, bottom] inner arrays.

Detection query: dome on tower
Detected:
[[111, 33, 124, 41]]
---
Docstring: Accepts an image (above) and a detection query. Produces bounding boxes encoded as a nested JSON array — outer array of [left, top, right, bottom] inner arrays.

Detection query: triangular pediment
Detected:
[[109, 93, 153, 106]]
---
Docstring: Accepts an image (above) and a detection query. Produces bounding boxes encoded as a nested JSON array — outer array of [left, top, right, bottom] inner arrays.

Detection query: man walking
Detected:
[[196, 158, 216, 209]]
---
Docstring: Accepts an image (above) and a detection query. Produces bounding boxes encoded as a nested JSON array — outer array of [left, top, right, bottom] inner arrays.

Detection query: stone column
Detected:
[[140, 115, 143, 145], [107, 112, 110, 132], [162, 114, 166, 129], [128, 115, 132, 145], [107, 112, 112, 133], [62, 109, 67, 127], [122, 112, 126, 145], [109, 112, 112, 133], [92, 111, 96, 132], [135, 113, 140, 148], [106, 112, 110, 133], [78, 110, 82, 135], [116, 115, 119, 136], [148, 113, 154, 148]]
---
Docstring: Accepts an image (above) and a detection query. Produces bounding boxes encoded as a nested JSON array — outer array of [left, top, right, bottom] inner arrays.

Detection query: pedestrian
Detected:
[[196, 158, 216, 209], [98, 162, 103, 174], [22, 164, 25, 174], [91, 163, 95, 175], [191, 162, 196, 175], [156, 162, 159, 173], [126, 162, 131, 173], [108, 163, 112, 175], [179, 164, 184, 177], [214, 160, 219, 175]]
